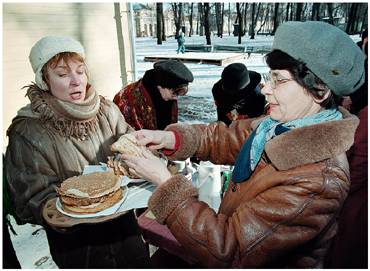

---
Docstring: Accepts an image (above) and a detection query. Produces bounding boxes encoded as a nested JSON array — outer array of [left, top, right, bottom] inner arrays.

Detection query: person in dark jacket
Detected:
[[121, 21, 364, 268], [5, 36, 150, 268], [325, 105, 368, 268], [349, 28, 368, 115], [212, 63, 266, 126], [113, 60, 193, 130]]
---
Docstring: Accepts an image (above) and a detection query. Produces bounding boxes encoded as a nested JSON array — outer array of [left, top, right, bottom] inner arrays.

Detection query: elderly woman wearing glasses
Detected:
[[122, 22, 364, 268], [114, 60, 193, 130]]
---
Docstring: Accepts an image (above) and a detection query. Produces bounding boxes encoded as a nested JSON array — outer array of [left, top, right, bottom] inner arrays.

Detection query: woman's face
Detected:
[[261, 69, 323, 122], [46, 59, 88, 104], [157, 85, 188, 101]]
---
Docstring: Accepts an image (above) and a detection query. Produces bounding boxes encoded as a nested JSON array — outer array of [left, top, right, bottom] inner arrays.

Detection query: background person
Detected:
[[212, 63, 266, 126], [324, 106, 368, 268], [5, 36, 150, 268], [121, 21, 364, 268], [113, 60, 193, 130], [176, 31, 186, 54]]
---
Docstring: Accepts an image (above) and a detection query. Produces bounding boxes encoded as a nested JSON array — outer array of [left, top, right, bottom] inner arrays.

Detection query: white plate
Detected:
[[120, 176, 147, 185], [56, 186, 128, 218]]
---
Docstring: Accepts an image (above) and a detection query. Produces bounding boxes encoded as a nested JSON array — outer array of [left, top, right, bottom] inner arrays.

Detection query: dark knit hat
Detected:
[[272, 21, 365, 96], [154, 60, 194, 88], [221, 63, 250, 90]]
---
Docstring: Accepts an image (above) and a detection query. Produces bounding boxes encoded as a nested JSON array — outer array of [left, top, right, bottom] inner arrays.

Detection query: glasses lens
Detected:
[[268, 73, 276, 89], [173, 86, 188, 96]]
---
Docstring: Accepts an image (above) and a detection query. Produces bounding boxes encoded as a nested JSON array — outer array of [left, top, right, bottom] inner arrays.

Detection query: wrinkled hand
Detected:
[[128, 129, 175, 151], [122, 151, 172, 186]]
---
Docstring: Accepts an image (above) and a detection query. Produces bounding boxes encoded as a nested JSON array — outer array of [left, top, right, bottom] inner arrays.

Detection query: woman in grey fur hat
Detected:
[[5, 36, 150, 268], [121, 21, 364, 268]]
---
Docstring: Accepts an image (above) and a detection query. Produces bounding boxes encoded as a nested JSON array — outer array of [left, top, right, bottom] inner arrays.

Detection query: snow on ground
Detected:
[[7, 32, 362, 268]]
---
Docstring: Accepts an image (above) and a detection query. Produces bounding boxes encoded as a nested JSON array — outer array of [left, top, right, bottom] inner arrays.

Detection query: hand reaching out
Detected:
[[128, 129, 176, 151], [122, 151, 172, 186]]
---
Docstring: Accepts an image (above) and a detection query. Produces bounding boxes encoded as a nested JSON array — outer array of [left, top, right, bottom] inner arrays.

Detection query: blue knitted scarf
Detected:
[[232, 108, 343, 183]]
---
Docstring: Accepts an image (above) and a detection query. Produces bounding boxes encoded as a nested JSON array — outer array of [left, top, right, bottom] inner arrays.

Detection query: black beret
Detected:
[[221, 63, 250, 90], [154, 60, 194, 88]]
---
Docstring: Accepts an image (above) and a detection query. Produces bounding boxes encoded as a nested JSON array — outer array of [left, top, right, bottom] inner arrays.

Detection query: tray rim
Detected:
[[42, 186, 130, 228]]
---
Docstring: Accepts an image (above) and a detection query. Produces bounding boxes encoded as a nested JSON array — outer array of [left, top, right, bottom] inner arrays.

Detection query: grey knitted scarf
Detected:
[[24, 83, 105, 140]]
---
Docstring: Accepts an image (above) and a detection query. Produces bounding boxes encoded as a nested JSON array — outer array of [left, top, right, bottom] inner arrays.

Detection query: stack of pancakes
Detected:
[[56, 172, 122, 214]]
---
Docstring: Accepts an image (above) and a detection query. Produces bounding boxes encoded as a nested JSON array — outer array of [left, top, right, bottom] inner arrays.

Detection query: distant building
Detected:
[[133, 3, 176, 37]]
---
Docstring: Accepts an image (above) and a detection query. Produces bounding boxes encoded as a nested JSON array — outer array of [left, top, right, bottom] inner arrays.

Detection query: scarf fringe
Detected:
[[25, 84, 105, 140]]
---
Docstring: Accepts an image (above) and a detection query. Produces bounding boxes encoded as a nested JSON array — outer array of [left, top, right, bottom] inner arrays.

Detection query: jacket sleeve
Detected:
[[5, 129, 59, 225], [165, 119, 254, 165], [148, 160, 349, 268], [105, 99, 135, 137]]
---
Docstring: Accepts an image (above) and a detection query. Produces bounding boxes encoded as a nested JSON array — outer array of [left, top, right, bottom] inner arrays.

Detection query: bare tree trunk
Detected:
[[286, 3, 290, 21], [243, 3, 248, 36], [361, 6, 368, 31], [295, 3, 303, 21], [204, 3, 211, 44], [354, 4, 363, 33], [172, 3, 183, 39], [290, 3, 294, 21], [311, 3, 321, 21], [346, 3, 359, 34], [228, 3, 231, 36], [221, 3, 224, 38], [250, 3, 256, 39], [198, 3, 204, 36], [272, 3, 279, 35], [257, 4, 270, 34], [236, 3, 242, 44], [250, 3, 260, 39], [162, 10, 166, 41], [215, 3, 222, 37], [327, 3, 334, 25], [189, 3, 194, 37], [156, 3, 163, 45], [302, 3, 308, 20]]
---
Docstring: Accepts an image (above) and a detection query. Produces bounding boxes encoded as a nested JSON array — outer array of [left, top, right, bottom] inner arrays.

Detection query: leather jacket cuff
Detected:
[[148, 174, 198, 224]]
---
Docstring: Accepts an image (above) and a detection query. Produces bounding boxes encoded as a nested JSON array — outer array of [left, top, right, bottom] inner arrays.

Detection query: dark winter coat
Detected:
[[212, 70, 265, 126], [148, 107, 358, 268], [113, 69, 178, 130], [5, 85, 149, 268], [325, 106, 368, 268]]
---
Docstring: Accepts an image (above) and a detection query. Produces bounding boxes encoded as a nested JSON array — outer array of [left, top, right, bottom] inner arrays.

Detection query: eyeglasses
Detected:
[[172, 86, 188, 96], [265, 72, 293, 89]]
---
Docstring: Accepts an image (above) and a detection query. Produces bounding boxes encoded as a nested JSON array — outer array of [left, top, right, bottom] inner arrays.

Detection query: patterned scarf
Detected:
[[24, 83, 105, 140], [232, 108, 343, 183]]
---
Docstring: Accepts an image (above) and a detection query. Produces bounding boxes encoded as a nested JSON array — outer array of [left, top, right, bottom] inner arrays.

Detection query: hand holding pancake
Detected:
[[122, 151, 171, 186], [129, 129, 176, 150], [109, 133, 155, 178]]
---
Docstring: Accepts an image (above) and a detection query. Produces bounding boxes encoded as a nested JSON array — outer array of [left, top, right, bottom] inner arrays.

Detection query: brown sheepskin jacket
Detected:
[[148, 107, 359, 268]]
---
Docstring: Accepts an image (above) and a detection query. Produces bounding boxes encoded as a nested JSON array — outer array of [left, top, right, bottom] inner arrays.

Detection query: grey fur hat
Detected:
[[29, 36, 85, 90], [272, 21, 365, 96]]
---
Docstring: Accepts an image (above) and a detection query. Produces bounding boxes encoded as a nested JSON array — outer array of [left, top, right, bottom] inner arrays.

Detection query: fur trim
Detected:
[[24, 83, 106, 140], [265, 107, 359, 170], [165, 123, 201, 160], [148, 175, 198, 224]]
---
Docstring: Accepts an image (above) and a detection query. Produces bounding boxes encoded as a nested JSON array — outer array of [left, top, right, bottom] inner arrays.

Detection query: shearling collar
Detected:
[[251, 107, 359, 170]]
